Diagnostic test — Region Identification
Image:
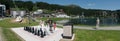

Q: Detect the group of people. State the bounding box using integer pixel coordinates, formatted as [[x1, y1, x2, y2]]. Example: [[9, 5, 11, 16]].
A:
[[45, 19, 56, 33], [23, 18, 57, 38]]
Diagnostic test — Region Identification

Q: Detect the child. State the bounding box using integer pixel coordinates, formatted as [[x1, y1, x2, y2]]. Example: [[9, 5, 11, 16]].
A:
[[53, 22, 56, 30]]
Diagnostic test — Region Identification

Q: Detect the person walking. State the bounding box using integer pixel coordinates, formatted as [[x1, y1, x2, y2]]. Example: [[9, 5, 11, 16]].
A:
[[96, 17, 100, 29]]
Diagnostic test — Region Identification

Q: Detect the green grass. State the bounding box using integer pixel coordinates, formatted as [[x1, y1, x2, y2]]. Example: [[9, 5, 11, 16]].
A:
[[2, 28, 22, 41], [57, 25, 120, 41], [74, 29, 120, 41], [0, 18, 38, 41], [0, 19, 38, 28]]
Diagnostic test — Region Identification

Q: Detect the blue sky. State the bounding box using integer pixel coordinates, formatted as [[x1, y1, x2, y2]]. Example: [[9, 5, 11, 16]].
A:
[[23, 0, 120, 10]]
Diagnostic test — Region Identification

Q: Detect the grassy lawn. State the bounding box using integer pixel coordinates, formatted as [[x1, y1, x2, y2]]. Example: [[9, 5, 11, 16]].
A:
[[58, 25, 120, 41], [0, 18, 38, 41], [0, 18, 120, 41], [74, 29, 120, 41]]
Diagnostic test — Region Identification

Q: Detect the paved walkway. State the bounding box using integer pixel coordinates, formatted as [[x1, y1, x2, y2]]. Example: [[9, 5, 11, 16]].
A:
[[0, 27, 3, 41], [57, 24, 120, 30], [74, 26, 120, 30], [0, 19, 3, 21]]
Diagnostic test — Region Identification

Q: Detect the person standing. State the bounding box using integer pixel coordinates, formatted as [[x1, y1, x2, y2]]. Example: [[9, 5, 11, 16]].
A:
[[96, 18, 100, 29], [49, 20, 53, 32], [47, 19, 53, 32], [53, 22, 56, 30]]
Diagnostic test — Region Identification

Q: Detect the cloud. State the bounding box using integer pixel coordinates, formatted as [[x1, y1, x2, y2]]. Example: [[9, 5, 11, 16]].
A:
[[87, 3, 95, 6]]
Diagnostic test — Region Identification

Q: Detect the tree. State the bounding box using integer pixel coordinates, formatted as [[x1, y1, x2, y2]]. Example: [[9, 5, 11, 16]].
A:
[[32, 5, 38, 11], [1, 0, 119, 18], [23, 1, 34, 11], [36, 2, 49, 9], [0, 0, 13, 9]]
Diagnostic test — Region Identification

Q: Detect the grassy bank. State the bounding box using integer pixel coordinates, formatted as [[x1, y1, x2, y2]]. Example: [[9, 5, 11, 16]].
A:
[[74, 29, 120, 41], [0, 18, 38, 41]]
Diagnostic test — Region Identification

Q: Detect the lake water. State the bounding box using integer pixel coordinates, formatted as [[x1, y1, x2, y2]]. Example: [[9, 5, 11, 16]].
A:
[[69, 18, 120, 26]]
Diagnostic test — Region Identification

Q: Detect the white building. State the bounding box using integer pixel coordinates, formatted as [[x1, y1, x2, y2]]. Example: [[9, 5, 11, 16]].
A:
[[11, 10, 26, 18], [56, 14, 70, 18], [0, 4, 6, 17], [33, 9, 43, 14]]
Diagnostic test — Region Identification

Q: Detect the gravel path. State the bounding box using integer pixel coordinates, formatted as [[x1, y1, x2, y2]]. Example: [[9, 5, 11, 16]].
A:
[[74, 26, 120, 30], [0, 19, 2, 21], [57, 24, 120, 30], [0, 27, 3, 41]]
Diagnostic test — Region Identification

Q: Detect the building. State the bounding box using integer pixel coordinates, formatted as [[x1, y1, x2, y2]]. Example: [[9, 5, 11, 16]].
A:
[[0, 4, 6, 17], [32, 9, 43, 17], [55, 14, 70, 18], [52, 9, 70, 18], [11, 10, 26, 18], [33, 9, 43, 14]]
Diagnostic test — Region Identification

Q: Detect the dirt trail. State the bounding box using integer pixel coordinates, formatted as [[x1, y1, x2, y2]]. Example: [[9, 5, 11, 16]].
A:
[[0, 27, 4, 41]]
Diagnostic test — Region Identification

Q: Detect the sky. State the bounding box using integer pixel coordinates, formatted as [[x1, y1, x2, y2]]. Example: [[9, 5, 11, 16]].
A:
[[23, 0, 120, 10]]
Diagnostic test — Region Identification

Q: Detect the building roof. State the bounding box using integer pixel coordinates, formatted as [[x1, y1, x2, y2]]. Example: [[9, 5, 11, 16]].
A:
[[0, 4, 5, 7]]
